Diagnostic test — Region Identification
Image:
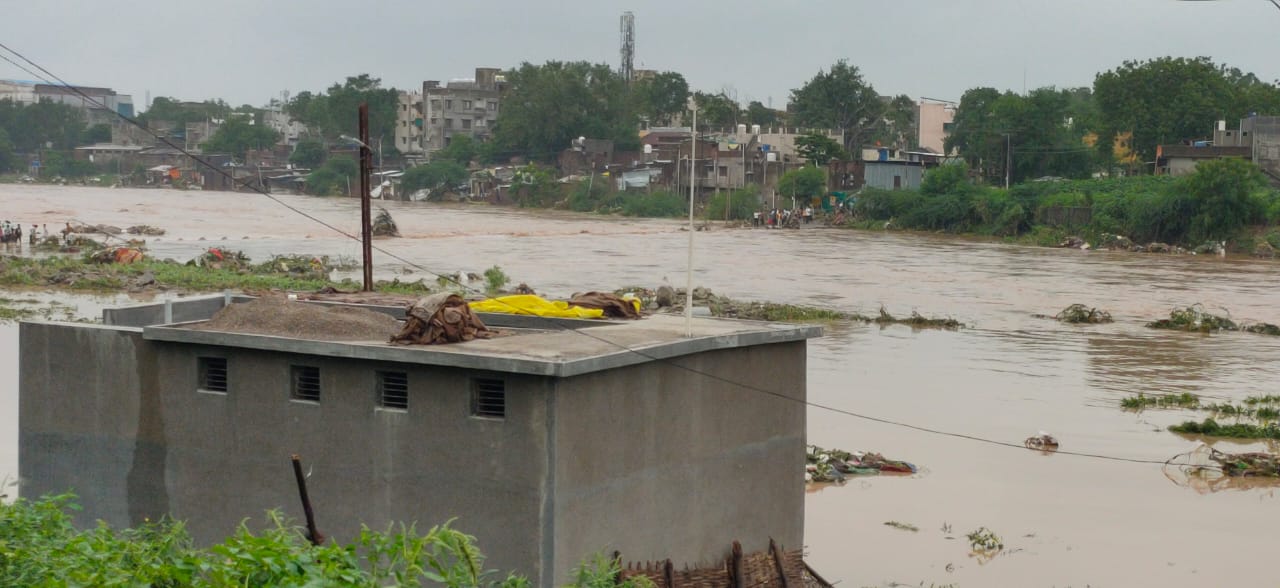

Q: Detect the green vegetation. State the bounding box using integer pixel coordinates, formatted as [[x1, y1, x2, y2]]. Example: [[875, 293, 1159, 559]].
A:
[[1049, 303, 1113, 324], [705, 186, 758, 221], [305, 155, 358, 196], [965, 527, 1004, 552], [490, 62, 641, 160], [483, 266, 510, 294], [789, 60, 914, 153], [873, 307, 963, 330], [0, 493, 647, 587], [402, 160, 469, 200], [847, 162, 1280, 248], [1169, 418, 1280, 440], [883, 521, 919, 532], [1145, 305, 1280, 336], [0, 254, 435, 296], [202, 116, 281, 159], [1121, 393, 1201, 410], [775, 167, 826, 204], [288, 138, 326, 168], [621, 191, 685, 218], [794, 133, 847, 167], [285, 74, 399, 147]]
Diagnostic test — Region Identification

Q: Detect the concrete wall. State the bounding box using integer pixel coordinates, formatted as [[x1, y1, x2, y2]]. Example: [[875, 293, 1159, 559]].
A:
[[917, 102, 955, 154], [150, 344, 552, 579], [19, 322, 165, 529], [548, 341, 807, 582]]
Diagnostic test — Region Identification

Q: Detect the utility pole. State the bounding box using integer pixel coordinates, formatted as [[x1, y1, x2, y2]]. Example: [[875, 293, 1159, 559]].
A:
[[685, 102, 697, 338], [358, 103, 373, 292], [1004, 133, 1012, 190]]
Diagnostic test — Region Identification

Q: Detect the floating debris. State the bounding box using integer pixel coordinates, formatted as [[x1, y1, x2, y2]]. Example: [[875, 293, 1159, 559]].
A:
[[372, 207, 399, 237], [1147, 304, 1280, 337], [1023, 432, 1060, 451], [874, 307, 963, 330], [1120, 393, 1201, 410], [1048, 303, 1113, 324], [883, 521, 919, 532], [125, 225, 166, 236], [1168, 418, 1280, 440], [806, 445, 917, 483], [1164, 444, 1280, 493]]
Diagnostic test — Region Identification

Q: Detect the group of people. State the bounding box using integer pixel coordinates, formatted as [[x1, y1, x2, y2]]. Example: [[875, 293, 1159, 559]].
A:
[[1, 221, 54, 246], [752, 206, 816, 229]]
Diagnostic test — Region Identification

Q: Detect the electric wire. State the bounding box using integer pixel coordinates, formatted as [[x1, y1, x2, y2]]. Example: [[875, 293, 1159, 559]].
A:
[[0, 42, 1222, 471]]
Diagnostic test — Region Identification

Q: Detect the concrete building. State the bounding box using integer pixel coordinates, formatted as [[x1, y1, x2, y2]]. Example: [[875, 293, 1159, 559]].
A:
[[1, 79, 134, 126], [1213, 116, 1280, 183], [423, 68, 505, 157], [916, 99, 956, 154], [263, 101, 309, 148], [1155, 144, 1252, 176], [395, 90, 425, 159], [0, 79, 38, 104], [20, 296, 818, 587]]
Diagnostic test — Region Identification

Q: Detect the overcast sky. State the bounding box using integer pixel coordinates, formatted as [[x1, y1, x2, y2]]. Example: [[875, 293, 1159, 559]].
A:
[[3, 0, 1277, 110]]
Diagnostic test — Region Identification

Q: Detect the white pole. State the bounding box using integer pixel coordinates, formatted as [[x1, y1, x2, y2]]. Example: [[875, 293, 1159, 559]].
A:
[[686, 106, 697, 338]]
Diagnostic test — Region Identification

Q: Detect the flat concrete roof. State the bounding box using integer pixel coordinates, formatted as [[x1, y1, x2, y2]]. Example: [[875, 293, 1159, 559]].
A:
[[142, 313, 821, 378]]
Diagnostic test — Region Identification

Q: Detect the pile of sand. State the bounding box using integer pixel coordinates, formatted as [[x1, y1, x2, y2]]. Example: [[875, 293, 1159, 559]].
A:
[[189, 296, 401, 341]]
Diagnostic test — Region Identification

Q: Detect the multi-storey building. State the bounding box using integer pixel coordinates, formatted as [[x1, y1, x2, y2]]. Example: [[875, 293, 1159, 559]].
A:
[[395, 90, 424, 160], [422, 67, 504, 157]]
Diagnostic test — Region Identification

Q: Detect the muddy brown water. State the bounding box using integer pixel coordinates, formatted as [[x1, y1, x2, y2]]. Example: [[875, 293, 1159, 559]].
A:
[[3, 184, 1280, 586]]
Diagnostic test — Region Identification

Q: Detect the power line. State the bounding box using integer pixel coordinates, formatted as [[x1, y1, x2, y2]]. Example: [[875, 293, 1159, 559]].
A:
[[0, 42, 1219, 471]]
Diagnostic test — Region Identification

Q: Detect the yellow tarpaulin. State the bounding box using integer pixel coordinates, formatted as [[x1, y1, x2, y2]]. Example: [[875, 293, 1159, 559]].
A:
[[469, 295, 606, 319]]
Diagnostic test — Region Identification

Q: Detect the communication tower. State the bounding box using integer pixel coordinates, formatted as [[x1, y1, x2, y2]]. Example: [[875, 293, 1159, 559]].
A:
[[620, 11, 635, 83]]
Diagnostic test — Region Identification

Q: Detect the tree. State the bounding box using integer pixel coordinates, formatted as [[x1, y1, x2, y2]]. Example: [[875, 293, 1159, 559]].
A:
[[947, 87, 1094, 184], [138, 97, 230, 127], [305, 156, 358, 196], [1093, 57, 1280, 162], [1181, 157, 1265, 242], [0, 128, 14, 172], [691, 91, 740, 128], [79, 124, 111, 145], [869, 94, 917, 149], [788, 60, 887, 153], [285, 75, 398, 143], [202, 117, 281, 159], [434, 134, 477, 165], [633, 72, 689, 126], [775, 166, 826, 201], [289, 139, 326, 168], [401, 160, 469, 200], [492, 61, 636, 160], [745, 101, 779, 127], [794, 133, 847, 166]]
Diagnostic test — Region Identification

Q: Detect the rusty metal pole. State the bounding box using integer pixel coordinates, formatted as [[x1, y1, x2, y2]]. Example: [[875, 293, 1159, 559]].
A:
[[358, 103, 373, 291], [291, 454, 324, 545]]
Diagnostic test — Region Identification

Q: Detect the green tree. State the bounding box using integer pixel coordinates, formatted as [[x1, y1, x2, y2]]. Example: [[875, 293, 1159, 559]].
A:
[[1091, 57, 1276, 162], [202, 117, 281, 158], [289, 139, 326, 168], [788, 60, 887, 153], [138, 97, 230, 127], [285, 75, 398, 143], [1182, 157, 1265, 242], [492, 61, 636, 160], [305, 156, 358, 196], [776, 166, 826, 201], [79, 124, 111, 145], [947, 87, 1093, 184], [401, 160, 468, 200], [633, 71, 689, 126], [869, 94, 917, 149], [745, 101, 779, 127], [0, 128, 14, 172], [434, 134, 477, 165], [691, 91, 740, 128], [794, 133, 847, 166]]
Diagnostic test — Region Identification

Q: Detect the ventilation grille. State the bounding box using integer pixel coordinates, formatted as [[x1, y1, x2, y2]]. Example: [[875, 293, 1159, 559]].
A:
[[198, 357, 227, 393], [471, 378, 505, 419], [291, 366, 321, 403], [378, 371, 409, 410]]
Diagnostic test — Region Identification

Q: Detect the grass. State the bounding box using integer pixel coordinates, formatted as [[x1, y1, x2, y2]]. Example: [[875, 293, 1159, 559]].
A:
[[1169, 418, 1280, 440], [873, 307, 964, 330], [883, 521, 919, 532], [1121, 392, 1201, 410], [0, 254, 436, 296], [1051, 303, 1113, 324], [965, 527, 1004, 552]]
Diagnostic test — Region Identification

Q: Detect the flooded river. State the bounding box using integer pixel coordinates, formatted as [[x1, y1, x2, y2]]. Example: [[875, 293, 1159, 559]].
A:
[[3, 185, 1279, 586]]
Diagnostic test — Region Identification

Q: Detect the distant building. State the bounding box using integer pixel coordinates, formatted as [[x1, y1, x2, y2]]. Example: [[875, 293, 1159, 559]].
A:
[[916, 99, 956, 154], [423, 68, 505, 157], [395, 90, 425, 159], [1156, 144, 1253, 176], [0, 79, 133, 126], [1214, 116, 1280, 184], [263, 101, 309, 147]]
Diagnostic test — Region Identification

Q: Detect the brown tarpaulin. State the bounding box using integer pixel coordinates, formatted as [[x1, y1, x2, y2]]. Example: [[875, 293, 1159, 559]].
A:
[[568, 291, 642, 319], [391, 293, 493, 345]]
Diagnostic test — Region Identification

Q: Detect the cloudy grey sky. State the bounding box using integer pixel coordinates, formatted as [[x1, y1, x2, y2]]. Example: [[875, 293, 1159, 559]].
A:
[[3, 0, 1276, 109]]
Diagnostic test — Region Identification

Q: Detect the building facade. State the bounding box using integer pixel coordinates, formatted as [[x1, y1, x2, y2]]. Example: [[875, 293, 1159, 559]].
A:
[[21, 296, 817, 587], [423, 68, 504, 157], [395, 90, 425, 159], [916, 99, 956, 154]]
